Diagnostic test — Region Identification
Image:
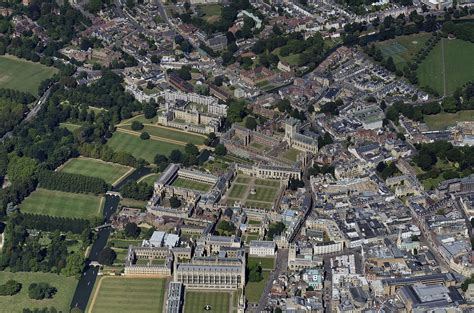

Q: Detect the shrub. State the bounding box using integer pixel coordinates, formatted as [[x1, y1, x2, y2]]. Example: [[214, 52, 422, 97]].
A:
[[140, 132, 150, 140], [28, 283, 57, 300], [0, 280, 22, 296], [131, 121, 144, 131]]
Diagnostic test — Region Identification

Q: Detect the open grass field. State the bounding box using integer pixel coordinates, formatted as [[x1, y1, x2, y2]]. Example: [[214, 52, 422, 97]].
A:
[[138, 173, 161, 186], [0, 55, 58, 95], [0, 271, 77, 313], [378, 33, 431, 70], [60, 157, 132, 185], [245, 271, 270, 303], [248, 256, 275, 270], [20, 188, 103, 219], [171, 177, 213, 192], [107, 132, 184, 163], [417, 39, 474, 95], [424, 110, 474, 130], [198, 4, 222, 23], [184, 291, 232, 313], [120, 124, 205, 145], [89, 277, 166, 313]]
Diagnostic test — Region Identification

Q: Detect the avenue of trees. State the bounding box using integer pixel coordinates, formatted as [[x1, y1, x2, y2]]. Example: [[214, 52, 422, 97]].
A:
[[38, 170, 110, 195]]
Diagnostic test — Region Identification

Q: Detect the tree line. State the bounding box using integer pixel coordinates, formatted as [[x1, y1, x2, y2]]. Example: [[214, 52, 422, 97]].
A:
[[38, 170, 110, 195], [21, 213, 92, 234]]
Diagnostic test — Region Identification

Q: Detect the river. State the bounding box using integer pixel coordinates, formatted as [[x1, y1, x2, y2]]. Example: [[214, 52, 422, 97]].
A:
[[69, 166, 153, 311]]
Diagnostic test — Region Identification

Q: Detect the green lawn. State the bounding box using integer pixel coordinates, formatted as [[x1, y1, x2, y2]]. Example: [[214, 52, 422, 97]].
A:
[[107, 132, 184, 163], [119, 198, 147, 209], [0, 271, 77, 313], [60, 157, 131, 185], [280, 148, 300, 162], [228, 183, 248, 199], [90, 277, 166, 313], [378, 33, 432, 70], [171, 177, 213, 192], [245, 271, 269, 303], [120, 124, 205, 145], [20, 188, 103, 219], [255, 179, 280, 188], [0, 55, 58, 95], [59, 122, 81, 132], [248, 256, 275, 270], [139, 173, 161, 186], [424, 110, 474, 130], [109, 239, 144, 249], [235, 176, 251, 184], [418, 39, 474, 95], [184, 291, 232, 313], [199, 4, 222, 23], [247, 186, 279, 203]]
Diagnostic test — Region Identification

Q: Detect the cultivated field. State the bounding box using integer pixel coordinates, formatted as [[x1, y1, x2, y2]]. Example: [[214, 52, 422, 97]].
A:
[[417, 39, 474, 95], [88, 277, 166, 313], [0, 55, 58, 95], [424, 110, 474, 130], [377, 32, 431, 70], [60, 157, 132, 185], [224, 174, 280, 210], [184, 291, 232, 313], [107, 131, 184, 163], [0, 271, 77, 313], [171, 177, 213, 192], [20, 188, 103, 219]]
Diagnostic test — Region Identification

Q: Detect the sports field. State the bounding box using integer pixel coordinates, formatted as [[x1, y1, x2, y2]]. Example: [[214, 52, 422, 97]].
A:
[[417, 39, 474, 95], [89, 277, 166, 313], [225, 175, 280, 209], [377, 33, 431, 70], [20, 188, 103, 219], [184, 291, 232, 313], [60, 157, 132, 185], [424, 110, 474, 130], [171, 177, 213, 192], [120, 124, 205, 145], [0, 271, 77, 313], [107, 131, 184, 163], [0, 55, 58, 95]]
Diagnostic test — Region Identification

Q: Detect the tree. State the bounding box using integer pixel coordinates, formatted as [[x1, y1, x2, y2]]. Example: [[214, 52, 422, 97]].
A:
[[131, 121, 144, 131], [169, 196, 181, 208], [62, 253, 84, 277], [0, 280, 22, 296], [184, 143, 199, 156], [28, 283, 57, 300], [245, 117, 257, 130], [7, 156, 38, 184], [248, 264, 263, 282], [170, 150, 183, 163], [143, 103, 156, 119], [98, 247, 116, 266], [216, 220, 236, 235], [140, 132, 150, 140], [154, 154, 168, 166], [125, 222, 141, 238], [215, 144, 227, 156]]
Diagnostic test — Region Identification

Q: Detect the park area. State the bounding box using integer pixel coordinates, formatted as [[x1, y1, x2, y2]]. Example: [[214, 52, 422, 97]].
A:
[[119, 124, 206, 146], [224, 174, 280, 210], [60, 157, 132, 185], [0, 55, 57, 95], [171, 177, 213, 192], [424, 110, 474, 130], [88, 277, 166, 313], [417, 38, 474, 96], [184, 291, 233, 313], [0, 271, 77, 313], [377, 32, 431, 70], [20, 188, 103, 219], [106, 131, 184, 163]]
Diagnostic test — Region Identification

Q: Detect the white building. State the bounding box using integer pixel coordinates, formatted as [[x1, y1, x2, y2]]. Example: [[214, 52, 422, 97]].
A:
[[249, 240, 276, 257]]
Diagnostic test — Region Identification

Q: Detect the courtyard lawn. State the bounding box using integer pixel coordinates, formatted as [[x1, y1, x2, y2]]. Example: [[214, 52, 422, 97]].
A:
[[119, 198, 147, 209], [424, 110, 474, 130], [0, 271, 77, 313], [417, 38, 474, 95], [108, 238, 143, 249], [184, 291, 232, 313], [245, 271, 270, 303], [0, 55, 58, 95], [280, 148, 300, 162], [107, 131, 184, 163], [377, 32, 431, 70], [89, 277, 166, 313], [255, 179, 280, 188], [248, 256, 275, 270], [120, 124, 205, 145], [171, 177, 213, 192], [60, 157, 132, 185], [20, 188, 103, 219], [247, 186, 279, 203], [235, 176, 251, 184], [228, 183, 248, 199]]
